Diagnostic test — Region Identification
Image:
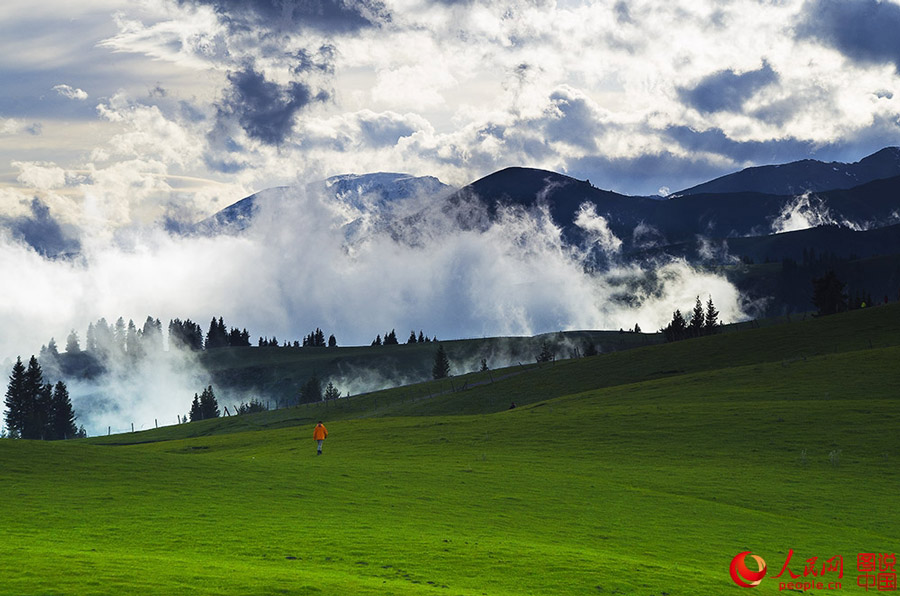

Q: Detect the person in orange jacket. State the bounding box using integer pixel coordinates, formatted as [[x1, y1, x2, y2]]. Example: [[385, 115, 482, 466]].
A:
[[313, 421, 328, 455]]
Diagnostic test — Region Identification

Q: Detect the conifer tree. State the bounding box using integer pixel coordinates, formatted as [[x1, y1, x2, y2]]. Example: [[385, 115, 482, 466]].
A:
[[372, 334, 382, 346], [126, 319, 142, 359], [418, 331, 425, 343], [36, 383, 52, 440], [384, 329, 398, 345], [49, 382, 77, 440], [301, 375, 322, 403], [39, 339, 61, 380], [328, 334, 337, 348], [141, 317, 163, 353], [432, 345, 451, 379], [189, 393, 202, 421], [324, 381, 341, 401], [114, 317, 127, 354], [704, 296, 720, 335], [536, 340, 555, 363], [663, 309, 688, 342], [688, 296, 705, 338], [408, 331, 418, 344], [22, 356, 46, 439], [94, 318, 114, 356], [205, 317, 229, 349], [65, 330, 81, 354], [86, 322, 97, 352], [4, 357, 27, 439], [199, 385, 220, 419]]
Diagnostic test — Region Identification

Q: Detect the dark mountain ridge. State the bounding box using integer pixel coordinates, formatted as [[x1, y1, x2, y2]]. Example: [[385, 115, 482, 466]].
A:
[[676, 146, 900, 196], [449, 167, 900, 251]]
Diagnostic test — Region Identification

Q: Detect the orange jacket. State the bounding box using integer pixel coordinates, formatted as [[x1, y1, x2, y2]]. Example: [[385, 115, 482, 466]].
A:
[[313, 424, 328, 440]]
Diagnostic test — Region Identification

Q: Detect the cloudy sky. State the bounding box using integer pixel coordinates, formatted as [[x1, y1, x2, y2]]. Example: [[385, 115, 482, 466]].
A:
[[6, 0, 899, 430], [2, 0, 900, 228]]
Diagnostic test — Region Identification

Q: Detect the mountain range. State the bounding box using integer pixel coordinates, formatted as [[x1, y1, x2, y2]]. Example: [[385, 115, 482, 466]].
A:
[[7, 147, 900, 315], [195, 148, 900, 256]]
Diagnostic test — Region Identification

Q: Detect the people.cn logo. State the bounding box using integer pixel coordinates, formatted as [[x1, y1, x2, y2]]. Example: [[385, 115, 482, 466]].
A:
[[731, 551, 768, 588]]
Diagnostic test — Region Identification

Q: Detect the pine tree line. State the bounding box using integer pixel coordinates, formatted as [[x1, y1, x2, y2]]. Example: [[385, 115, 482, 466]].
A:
[[302, 328, 337, 348], [662, 296, 721, 342], [4, 356, 81, 440], [372, 329, 436, 346], [50, 315, 337, 356]]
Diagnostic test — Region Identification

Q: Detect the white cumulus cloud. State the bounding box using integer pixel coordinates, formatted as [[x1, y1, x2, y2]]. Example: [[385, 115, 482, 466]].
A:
[[52, 84, 88, 101]]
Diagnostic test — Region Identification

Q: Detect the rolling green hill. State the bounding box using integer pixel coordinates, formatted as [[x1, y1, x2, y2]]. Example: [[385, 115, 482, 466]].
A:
[[2, 304, 899, 595], [197, 330, 659, 408]]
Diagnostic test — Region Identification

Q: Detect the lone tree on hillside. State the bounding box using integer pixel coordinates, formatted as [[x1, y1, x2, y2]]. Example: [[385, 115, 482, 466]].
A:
[[324, 381, 341, 401], [432, 345, 451, 379]]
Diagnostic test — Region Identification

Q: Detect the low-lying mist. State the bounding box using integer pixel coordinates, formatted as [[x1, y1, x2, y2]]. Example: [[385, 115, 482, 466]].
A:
[[1, 182, 750, 435]]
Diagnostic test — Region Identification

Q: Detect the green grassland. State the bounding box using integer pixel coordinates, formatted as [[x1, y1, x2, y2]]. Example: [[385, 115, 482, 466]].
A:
[[2, 305, 899, 595]]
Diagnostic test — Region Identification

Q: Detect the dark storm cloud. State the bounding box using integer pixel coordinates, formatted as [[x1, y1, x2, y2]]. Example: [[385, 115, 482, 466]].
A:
[[677, 60, 779, 114], [217, 66, 329, 145], [179, 0, 389, 33], [664, 125, 816, 163], [796, 0, 900, 71]]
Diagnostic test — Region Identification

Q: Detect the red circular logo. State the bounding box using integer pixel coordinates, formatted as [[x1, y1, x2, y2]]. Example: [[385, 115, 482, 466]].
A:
[[730, 551, 767, 588]]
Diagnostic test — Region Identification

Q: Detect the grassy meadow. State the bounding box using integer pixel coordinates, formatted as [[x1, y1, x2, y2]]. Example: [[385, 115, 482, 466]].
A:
[[1, 305, 899, 595]]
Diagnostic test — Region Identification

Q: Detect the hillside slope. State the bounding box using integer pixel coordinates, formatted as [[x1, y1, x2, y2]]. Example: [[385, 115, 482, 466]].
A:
[[2, 305, 898, 595]]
